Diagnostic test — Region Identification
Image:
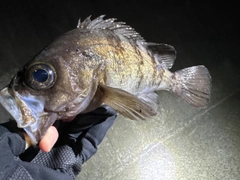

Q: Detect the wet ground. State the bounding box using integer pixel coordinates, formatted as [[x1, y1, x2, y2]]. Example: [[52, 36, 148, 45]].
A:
[[0, 1, 239, 179]]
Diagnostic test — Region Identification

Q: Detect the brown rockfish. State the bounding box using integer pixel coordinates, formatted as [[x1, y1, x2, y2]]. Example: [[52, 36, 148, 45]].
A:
[[0, 15, 211, 144]]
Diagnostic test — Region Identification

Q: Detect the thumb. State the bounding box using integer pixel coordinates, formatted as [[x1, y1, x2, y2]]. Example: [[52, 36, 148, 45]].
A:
[[39, 126, 59, 152]]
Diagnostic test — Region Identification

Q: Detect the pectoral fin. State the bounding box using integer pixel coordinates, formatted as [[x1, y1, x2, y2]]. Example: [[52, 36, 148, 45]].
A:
[[98, 84, 157, 120]]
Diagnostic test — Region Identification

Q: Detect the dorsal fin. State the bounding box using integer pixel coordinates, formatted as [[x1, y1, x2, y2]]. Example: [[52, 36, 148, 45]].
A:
[[77, 15, 145, 43], [77, 15, 176, 69]]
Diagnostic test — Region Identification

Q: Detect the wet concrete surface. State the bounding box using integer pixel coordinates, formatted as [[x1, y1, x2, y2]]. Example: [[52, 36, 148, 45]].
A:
[[0, 1, 239, 179]]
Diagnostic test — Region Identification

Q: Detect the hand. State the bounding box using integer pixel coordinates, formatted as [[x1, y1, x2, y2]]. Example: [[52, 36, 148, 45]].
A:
[[37, 126, 59, 152], [28, 105, 117, 177], [1, 120, 59, 152], [1, 105, 117, 178], [33, 105, 117, 152]]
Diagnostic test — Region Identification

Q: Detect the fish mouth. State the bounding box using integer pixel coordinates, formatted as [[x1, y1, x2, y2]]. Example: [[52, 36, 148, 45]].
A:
[[0, 87, 57, 145]]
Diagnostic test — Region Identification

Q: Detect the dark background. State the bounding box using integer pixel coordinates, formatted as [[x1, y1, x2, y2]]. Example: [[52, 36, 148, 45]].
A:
[[0, 0, 239, 72]]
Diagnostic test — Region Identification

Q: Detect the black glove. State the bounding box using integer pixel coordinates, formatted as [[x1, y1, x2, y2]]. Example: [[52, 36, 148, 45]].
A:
[[0, 105, 117, 180]]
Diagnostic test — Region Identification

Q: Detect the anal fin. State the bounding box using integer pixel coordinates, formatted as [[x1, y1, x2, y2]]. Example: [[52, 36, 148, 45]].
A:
[[99, 84, 157, 120]]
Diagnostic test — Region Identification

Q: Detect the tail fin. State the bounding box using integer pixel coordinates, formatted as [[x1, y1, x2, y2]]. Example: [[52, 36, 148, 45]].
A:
[[172, 65, 211, 108]]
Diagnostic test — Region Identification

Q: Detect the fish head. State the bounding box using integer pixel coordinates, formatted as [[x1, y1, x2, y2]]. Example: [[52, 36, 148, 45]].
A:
[[0, 36, 98, 144]]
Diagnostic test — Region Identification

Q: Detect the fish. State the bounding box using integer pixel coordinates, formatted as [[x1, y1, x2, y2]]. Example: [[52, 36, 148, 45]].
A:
[[0, 15, 211, 145]]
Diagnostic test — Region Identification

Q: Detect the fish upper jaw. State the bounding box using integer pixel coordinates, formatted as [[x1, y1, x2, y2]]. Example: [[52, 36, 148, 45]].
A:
[[0, 87, 57, 145]]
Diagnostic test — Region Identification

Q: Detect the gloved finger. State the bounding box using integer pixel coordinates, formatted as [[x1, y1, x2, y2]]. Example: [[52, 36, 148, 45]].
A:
[[74, 106, 117, 162], [0, 120, 24, 135], [0, 125, 25, 157], [55, 105, 117, 146]]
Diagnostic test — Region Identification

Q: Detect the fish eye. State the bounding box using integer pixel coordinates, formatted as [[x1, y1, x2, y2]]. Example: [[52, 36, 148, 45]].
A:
[[25, 63, 56, 90]]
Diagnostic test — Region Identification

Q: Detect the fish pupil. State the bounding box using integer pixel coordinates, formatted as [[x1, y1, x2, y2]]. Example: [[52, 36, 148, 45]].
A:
[[33, 69, 48, 82]]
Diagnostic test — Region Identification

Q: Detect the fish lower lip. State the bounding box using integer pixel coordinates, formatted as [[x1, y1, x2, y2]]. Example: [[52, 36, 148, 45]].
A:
[[0, 87, 21, 122], [0, 87, 57, 144]]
